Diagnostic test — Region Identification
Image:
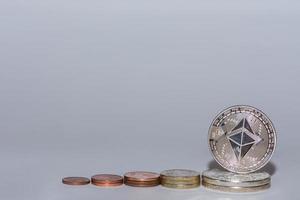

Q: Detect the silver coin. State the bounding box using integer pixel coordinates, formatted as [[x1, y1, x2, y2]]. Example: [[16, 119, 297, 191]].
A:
[[208, 105, 276, 173], [202, 182, 270, 193], [160, 169, 200, 178], [202, 169, 270, 187]]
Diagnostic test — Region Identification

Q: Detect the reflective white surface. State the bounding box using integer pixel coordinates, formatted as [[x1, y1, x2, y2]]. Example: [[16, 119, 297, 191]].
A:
[[0, 0, 299, 199]]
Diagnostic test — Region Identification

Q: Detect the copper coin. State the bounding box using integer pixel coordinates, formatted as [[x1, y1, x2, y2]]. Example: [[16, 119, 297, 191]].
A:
[[62, 177, 90, 185], [124, 171, 160, 187], [91, 174, 123, 187], [92, 182, 123, 187]]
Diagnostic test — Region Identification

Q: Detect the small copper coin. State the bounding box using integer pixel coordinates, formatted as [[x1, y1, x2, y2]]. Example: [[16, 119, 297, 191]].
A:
[[124, 171, 160, 187], [62, 177, 90, 185], [91, 174, 123, 187]]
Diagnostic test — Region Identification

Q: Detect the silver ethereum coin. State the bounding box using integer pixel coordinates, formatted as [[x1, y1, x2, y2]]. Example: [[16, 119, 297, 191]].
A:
[[208, 105, 276, 173], [202, 169, 270, 188]]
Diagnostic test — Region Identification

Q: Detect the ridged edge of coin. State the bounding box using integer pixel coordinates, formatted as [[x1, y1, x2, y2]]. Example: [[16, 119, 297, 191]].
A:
[[202, 182, 270, 193], [202, 169, 270, 187], [161, 178, 200, 185], [62, 177, 90, 185], [161, 182, 200, 189], [202, 176, 270, 188], [91, 174, 123, 186], [124, 181, 160, 187], [160, 176, 200, 181], [124, 171, 160, 182], [92, 182, 123, 187]]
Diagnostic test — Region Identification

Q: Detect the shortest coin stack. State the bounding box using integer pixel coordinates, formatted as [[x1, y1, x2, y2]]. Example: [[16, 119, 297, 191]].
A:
[[124, 171, 160, 187], [91, 174, 123, 187], [202, 169, 271, 193], [160, 169, 201, 189], [62, 177, 90, 185]]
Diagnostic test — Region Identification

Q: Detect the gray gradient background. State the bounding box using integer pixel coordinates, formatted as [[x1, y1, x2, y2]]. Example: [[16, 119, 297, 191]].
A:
[[1, 0, 299, 199]]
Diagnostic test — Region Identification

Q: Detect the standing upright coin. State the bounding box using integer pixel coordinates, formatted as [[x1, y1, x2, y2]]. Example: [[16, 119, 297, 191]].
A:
[[208, 105, 276, 173], [91, 174, 123, 187], [62, 177, 90, 185], [124, 171, 160, 187]]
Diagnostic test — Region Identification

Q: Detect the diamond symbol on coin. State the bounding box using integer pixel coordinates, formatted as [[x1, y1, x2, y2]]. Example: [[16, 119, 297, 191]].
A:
[[209, 105, 276, 173], [227, 118, 262, 160]]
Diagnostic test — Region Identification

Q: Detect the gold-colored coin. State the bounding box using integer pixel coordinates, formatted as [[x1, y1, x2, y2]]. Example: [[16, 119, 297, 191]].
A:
[[161, 182, 200, 189], [160, 176, 199, 182], [161, 178, 200, 185], [160, 169, 201, 189]]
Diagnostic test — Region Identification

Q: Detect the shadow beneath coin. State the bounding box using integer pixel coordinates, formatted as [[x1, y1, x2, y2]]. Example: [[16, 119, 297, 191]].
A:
[[207, 160, 277, 176], [257, 162, 277, 176], [207, 160, 224, 171]]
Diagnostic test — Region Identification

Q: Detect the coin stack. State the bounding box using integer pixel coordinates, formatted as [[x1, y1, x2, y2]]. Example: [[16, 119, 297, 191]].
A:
[[62, 177, 90, 185], [206, 105, 277, 192], [91, 174, 123, 187], [160, 169, 201, 189], [124, 171, 160, 187], [202, 169, 271, 192]]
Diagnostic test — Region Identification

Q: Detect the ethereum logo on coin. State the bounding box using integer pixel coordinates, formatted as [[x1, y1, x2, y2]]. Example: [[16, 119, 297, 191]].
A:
[[227, 118, 262, 160]]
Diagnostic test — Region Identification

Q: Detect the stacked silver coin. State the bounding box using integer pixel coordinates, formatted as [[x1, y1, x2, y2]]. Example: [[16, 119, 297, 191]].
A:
[[205, 105, 277, 192], [202, 169, 271, 192]]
